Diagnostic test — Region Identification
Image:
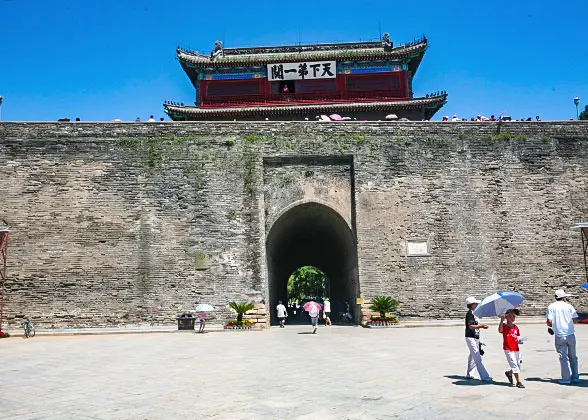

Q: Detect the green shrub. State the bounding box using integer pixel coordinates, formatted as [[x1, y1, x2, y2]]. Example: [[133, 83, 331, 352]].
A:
[[369, 296, 398, 318], [228, 301, 255, 324]]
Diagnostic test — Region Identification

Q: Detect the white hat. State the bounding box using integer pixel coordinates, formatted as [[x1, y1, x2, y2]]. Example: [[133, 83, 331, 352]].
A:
[[465, 296, 480, 305], [554, 289, 574, 299]]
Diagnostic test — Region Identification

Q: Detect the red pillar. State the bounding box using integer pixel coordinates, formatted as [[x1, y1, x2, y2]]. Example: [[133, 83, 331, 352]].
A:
[[337, 74, 347, 100], [399, 71, 409, 99]]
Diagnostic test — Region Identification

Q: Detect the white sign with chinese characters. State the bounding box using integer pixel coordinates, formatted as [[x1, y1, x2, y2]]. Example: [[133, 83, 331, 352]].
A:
[[407, 240, 430, 257], [267, 61, 337, 81]]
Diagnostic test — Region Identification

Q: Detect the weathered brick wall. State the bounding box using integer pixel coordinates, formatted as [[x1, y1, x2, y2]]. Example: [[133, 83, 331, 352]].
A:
[[263, 156, 354, 232], [0, 121, 586, 327]]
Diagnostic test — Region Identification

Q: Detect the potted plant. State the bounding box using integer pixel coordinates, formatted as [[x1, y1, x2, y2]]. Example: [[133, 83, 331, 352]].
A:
[[226, 301, 255, 329], [366, 296, 399, 327], [224, 319, 255, 329]]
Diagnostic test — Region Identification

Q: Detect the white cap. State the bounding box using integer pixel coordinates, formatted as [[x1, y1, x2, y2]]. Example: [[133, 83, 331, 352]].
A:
[[465, 296, 480, 305], [555, 289, 574, 299]]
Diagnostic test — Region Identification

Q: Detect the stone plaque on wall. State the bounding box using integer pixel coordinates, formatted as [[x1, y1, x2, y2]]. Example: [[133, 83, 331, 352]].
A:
[[407, 240, 430, 257], [195, 250, 210, 270]]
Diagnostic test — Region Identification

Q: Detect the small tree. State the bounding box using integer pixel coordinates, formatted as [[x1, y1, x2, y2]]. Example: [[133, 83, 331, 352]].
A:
[[229, 301, 255, 324], [369, 296, 398, 318], [580, 105, 588, 120], [287, 266, 328, 301]]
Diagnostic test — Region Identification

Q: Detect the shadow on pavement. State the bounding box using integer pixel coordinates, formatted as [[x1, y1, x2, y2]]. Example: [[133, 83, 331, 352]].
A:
[[297, 332, 316, 335], [526, 377, 588, 387], [444, 375, 512, 387]]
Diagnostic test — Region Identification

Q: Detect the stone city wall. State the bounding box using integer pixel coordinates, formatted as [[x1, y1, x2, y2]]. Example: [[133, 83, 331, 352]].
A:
[[0, 121, 586, 328]]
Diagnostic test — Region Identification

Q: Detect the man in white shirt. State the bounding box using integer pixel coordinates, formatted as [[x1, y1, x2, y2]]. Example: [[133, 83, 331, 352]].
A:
[[323, 298, 332, 326], [276, 301, 287, 328], [546, 289, 579, 384]]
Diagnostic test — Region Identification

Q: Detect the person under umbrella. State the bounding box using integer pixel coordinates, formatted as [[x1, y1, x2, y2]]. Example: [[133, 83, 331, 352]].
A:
[[304, 300, 322, 334], [198, 311, 206, 333], [499, 309, 525, 388], [195, 304, 216, 334], [464, 297, 492, 381]]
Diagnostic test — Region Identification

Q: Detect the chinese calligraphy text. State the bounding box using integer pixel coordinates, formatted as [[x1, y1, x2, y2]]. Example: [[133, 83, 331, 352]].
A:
[[267, 61, 337, 81]]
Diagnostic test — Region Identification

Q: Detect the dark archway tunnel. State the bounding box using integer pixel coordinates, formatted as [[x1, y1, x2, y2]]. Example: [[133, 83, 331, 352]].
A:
[[266, 202, 359, 325]]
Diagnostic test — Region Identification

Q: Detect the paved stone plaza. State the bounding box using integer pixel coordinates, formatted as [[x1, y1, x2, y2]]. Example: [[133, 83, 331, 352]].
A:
[[1, 323, 586, 419]]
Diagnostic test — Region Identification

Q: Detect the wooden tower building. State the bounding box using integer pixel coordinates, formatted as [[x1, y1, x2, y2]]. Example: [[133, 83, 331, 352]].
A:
[[164, 33, 447, 121]]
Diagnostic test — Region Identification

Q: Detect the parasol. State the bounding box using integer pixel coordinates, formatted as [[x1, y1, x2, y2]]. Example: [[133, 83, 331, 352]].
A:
[[303, 301, 322, 315], [473, 291, 524, 318], [195, 304, 216, 312]]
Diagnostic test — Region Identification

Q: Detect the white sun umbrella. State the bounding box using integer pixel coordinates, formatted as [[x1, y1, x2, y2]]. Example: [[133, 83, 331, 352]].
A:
[[195, 304, 216, 312], [473, 291, 525, 318]]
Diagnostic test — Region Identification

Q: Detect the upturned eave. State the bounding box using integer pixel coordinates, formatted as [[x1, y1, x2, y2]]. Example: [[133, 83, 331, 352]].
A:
[[163, 94, 447, 120], [177, 40, 427, 68]]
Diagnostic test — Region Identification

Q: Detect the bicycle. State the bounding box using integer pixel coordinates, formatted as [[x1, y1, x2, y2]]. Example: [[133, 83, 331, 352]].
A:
[[23, 318, 35, 338]]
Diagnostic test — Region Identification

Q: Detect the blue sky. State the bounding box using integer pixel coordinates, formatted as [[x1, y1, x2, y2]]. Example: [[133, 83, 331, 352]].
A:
[[1, 0, 586, 121]]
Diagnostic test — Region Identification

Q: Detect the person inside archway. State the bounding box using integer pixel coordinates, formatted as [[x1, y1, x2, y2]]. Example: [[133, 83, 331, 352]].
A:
[[323, 298, 332, 326], [276, 300, 288, 328], [304, 300, 322, 334], [340, 300, 352, 322]]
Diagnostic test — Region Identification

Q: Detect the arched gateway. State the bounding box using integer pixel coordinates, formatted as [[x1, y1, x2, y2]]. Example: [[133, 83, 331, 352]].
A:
[[266, 201, 359, 325]]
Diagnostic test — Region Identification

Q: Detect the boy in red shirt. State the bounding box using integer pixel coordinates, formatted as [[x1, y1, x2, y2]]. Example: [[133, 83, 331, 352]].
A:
[[499, 309, 525, 388]]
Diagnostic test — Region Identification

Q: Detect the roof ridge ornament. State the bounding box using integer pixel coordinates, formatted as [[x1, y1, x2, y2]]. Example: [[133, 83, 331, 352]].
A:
[[381, 32, 393, 51], [211, 40, 224, 60]]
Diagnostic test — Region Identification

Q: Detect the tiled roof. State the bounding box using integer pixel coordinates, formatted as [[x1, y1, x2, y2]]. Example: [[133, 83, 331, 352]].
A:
[[177, 40, 427, 67], [163, 94, 447, 119]]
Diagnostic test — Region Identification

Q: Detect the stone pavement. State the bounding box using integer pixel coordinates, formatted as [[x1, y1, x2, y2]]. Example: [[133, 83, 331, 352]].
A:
[[0, 323, 586, 420]]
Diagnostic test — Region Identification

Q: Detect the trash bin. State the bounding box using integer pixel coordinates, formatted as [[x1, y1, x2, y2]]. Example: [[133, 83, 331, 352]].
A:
[[176, 313, 195, 330]]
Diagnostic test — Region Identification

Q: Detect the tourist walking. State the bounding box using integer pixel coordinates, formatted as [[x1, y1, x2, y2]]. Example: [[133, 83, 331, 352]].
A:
[[198, 311, 206, 333], [546, 289, 579, 384], [304, 300, 321, 334], [276, 300, 288, 328], [499, 309, 525, 388], [323, 298, 332, 326], [464, 296, 492, 381]]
